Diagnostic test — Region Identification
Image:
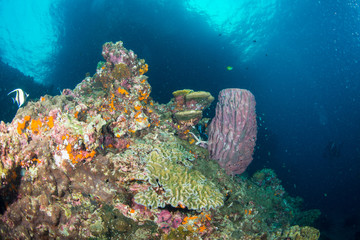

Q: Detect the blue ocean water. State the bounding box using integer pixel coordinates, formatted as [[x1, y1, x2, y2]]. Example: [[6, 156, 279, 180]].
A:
[[0, 0, 359, 238]]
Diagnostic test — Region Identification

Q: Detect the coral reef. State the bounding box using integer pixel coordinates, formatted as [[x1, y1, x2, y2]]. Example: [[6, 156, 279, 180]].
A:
[[0, 41, 320, 239], [208, 88, 257, 175]]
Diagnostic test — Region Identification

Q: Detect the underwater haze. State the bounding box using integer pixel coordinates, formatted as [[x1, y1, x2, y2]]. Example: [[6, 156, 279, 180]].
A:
[[1, 0, 360, 239]]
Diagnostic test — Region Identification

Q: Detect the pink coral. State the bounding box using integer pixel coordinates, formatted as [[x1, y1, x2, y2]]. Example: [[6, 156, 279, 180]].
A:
[[102, 41, 142, 74], [172, 215, 183, 229], [62, 88, 76, 97], [156, 210, 183, 233], [207, 88, 257, 175]]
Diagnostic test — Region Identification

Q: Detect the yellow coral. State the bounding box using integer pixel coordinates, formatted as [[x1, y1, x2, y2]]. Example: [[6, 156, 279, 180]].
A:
[[112, 63, 131, 79], [172, 89, 193, 97]]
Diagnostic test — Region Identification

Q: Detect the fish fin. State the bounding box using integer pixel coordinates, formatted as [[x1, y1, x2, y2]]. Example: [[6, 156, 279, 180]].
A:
[[8, 89, 18, 95]]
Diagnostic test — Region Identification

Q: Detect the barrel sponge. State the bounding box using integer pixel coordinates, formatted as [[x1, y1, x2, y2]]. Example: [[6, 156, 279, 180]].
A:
[[134, 143, 223, 211]]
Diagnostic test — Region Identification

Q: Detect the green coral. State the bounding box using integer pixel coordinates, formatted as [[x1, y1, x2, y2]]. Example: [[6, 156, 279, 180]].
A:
[[164, 226, 199, 240], [185, 91, 214, 101], [0, 162, 8, 180], [185, 91, 214, 108], [276, 225, 320, 240], [62, 113, 105, 142], [134, 143, 223, 211], [172, 89, 193, 97], [97, 61, 106, 70], [174, 110, 202, 121]]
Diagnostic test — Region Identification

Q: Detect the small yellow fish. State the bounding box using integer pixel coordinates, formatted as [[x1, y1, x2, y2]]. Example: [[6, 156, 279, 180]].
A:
[[226, 66, 233, 71]]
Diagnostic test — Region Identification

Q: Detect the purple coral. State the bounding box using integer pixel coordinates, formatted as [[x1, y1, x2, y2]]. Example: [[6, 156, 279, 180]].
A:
[[157, 209, 172, 223], [156, 210, 183, 233], [207, 88, 257, 175]]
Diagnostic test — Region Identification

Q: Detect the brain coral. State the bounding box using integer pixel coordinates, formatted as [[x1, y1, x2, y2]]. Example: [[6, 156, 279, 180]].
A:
[[134, 143, 223, 211]]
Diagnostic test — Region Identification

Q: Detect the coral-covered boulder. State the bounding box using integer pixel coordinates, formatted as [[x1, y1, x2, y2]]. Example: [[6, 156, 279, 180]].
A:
[[207, 88, 257, 175], [170, 89, 214, 139]]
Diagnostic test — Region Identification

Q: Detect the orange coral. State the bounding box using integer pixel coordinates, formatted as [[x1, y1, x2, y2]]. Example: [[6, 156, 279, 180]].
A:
[[73, 150, 96, 163], [118, 87, 129, 95], [45, 116, 54, 128], [66, 144, 72, 153], [88, 150, 96, 158], [134, 111, 141, 118], [32, 158, 41, 164], [109, 99, 116, 111], [138, 90, 150, 101], [17, 116, 31, 134], [244, 209, 252, 215], [24, 115, 31, 121], [30, 119, 42, 135], [199, 225, 206, 233], [139, 64, 148, 75], [17, 122, 26, 135], [177, 203, 186, 209]]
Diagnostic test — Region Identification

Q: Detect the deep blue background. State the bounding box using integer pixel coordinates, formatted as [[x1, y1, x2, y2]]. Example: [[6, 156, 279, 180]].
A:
[[1, 0, 359, 238]]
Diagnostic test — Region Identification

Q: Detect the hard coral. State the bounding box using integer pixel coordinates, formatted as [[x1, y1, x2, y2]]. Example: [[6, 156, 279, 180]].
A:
[[167, 89, 214, 139], [134, 142, 223, 211]]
